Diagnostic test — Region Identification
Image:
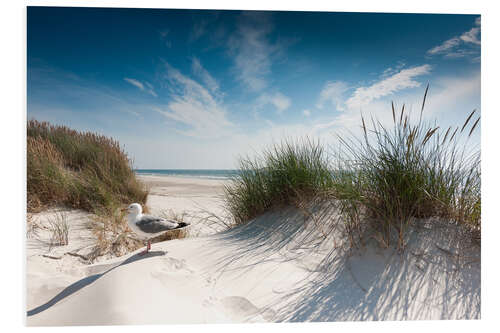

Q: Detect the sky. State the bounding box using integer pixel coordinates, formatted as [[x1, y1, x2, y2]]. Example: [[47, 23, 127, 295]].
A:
[[27, 7, 481, 169]]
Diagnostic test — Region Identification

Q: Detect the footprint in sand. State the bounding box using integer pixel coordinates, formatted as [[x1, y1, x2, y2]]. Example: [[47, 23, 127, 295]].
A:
[[202, 295, 218, 308], [219, 296, 276, 322], [150, 257, 194, 283]]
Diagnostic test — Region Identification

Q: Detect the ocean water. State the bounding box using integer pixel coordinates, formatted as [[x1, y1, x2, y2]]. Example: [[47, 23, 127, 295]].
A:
[[135, 169, 240, 180]]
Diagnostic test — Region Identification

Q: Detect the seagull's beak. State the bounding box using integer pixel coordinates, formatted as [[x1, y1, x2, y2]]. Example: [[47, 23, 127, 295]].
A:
[[120, 208, 128, 212]]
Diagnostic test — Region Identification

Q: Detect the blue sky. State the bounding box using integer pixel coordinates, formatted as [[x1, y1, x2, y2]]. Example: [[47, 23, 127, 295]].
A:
[[27, 7, 481, 169]]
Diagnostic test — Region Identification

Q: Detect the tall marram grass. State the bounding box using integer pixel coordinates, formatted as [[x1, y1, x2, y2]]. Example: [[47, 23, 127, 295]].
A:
[[334, 87, 480, 249], [27, 119, 148, 214], [224, 139, 333, 225], [224, 88, 481, 249]]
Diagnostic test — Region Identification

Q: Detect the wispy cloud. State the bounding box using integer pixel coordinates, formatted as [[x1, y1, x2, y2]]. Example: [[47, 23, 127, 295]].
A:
[[303, 109, 311, 117], [155, 62, 233, 138], [424, 71, 480, 117], [427, 17, 480, 58], [124, 77, 144, 90], [190, 20, 209, 42], [191, 57, 220, 94], [316, 81, 349, 110], [159, 29, 172, 48], [307, 65, 433, 135], [345, 65, 431, 110], [124, 77, 157, 97], [256, 92, 291, 114], [227, 12, 276, 92]]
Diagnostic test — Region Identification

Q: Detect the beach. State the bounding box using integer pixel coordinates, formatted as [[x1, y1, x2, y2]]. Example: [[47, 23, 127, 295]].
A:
[[137, 174, 230, 235], [26, 174, 230, 320], [26, 175, 481, 325], [23, 7, 484, 328]]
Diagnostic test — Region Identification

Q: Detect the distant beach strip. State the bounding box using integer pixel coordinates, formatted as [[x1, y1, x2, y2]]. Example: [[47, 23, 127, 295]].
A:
[[135, 169, 240, 180]]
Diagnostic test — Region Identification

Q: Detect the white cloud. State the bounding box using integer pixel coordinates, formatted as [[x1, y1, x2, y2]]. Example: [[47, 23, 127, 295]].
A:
[[303, 109, 311, 117], [227, 12, 276, 92], [257, 92, 291, 114], [310, 70, 480, 146], [155, 63, 233, 138], [345, 65, 431, 110], [460, 27, 481, 45], [317, 81, 348, 110], [427, 17, 481, 58], [124, 77, 157, 97], [427, 37, 461, 55], [124, 77, 144, 90], [423, 71, 480, 118], [443, 49, 477, 59], [143, 81, 158, 97], [191, 57, 220, 94]]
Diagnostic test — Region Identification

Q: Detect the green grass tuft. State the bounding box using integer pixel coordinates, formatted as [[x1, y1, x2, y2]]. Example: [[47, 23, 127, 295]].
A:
[[224, 138, 333, 225], [333, 91, 480, 249]]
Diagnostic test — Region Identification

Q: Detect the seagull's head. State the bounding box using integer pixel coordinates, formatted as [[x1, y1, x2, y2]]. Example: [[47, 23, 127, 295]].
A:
[[121, 203, 142, 216]]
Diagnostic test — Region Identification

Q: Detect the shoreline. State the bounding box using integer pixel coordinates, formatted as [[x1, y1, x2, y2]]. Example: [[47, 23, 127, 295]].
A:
[[134, 169, 239, 182]]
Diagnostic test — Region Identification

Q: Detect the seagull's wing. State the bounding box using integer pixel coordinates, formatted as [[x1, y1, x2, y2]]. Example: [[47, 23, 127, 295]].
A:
[[135, 215, 179, 234]]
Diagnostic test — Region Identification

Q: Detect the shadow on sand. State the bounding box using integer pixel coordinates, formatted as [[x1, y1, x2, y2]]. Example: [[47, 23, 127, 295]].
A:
[[200, 201, 480, 321], [27, 251, 166, 317]]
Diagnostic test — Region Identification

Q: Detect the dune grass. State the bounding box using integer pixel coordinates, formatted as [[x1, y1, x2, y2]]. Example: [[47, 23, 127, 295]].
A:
[[224, 139, 334, 225], [224, 89, 481, 249], [47, 211, 70, 249], [27, 119, 148, 214], [28, 119, 153, 260], [334, 89, 480, 249]]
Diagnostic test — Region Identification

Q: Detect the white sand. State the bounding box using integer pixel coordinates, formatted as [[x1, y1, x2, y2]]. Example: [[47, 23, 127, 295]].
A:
[[138, 175, 230, 235], [26, 208, 98, 311], [26, 176, 480, 325], [26, 175, 230, 317]]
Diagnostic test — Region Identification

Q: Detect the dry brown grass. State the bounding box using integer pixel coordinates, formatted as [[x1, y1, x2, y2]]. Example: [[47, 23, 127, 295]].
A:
[[27, 119, 152, 260], [86, 207, 188, 261], [27, 119, 148, 214], [154, 210, 189, 241], [26, 212, 41, 239], [47, 212, 70, 249]]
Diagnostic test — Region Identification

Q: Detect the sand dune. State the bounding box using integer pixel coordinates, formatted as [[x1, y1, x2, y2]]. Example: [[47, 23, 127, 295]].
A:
[[27, 196, 480, 325]]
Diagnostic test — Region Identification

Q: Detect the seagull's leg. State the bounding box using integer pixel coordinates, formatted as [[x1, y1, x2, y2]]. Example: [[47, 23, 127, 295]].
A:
[[139, 240, 149, 256]]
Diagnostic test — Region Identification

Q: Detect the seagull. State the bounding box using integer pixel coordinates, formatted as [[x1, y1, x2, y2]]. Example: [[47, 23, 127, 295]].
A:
[[121, 203, 190, 255]]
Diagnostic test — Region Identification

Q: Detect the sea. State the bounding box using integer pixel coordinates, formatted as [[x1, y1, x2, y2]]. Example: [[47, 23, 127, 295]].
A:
[[135, 169, 240, 180]]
